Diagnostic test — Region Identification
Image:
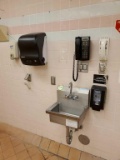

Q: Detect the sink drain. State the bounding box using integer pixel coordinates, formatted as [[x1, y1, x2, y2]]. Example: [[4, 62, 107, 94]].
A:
[[78, 134, 90, 145]]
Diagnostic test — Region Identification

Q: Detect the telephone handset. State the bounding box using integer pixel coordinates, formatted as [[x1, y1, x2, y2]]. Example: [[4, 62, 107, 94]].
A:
[[72, 36, 90, 81], [75, 37, 82, 60]]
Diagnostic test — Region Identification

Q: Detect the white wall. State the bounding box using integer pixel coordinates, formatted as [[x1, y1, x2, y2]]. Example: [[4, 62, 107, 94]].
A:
[[0, 0, 120, 159]]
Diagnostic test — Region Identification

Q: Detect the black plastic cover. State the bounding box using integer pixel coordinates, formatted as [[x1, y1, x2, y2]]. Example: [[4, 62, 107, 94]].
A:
[[18, 33, 46, 66], [90, 85, 107, 111]]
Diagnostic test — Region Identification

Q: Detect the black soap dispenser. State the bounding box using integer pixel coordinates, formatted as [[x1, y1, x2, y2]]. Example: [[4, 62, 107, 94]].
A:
[[90, 85, 107, 111]]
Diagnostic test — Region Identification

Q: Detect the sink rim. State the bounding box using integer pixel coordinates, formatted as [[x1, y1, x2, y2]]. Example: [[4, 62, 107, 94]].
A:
[[46, 102, 88, 121]]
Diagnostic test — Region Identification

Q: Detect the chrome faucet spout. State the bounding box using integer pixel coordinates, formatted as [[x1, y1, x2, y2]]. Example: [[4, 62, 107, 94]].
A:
[[65, 82, 79, 100], [69, 82, 73, 96]]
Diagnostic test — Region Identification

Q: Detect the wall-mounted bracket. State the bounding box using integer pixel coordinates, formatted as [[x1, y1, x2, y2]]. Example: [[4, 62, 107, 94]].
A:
[[78, 61, 89, 73], [99, 61, 106, 74], [10, 42, 19, 60], [24, 74, 31, 82], [99, 37, 109, 74]]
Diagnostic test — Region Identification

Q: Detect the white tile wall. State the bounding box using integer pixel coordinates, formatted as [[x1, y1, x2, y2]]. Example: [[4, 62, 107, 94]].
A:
[[0, 1, 120, 160], [1, 2, 120, 27]]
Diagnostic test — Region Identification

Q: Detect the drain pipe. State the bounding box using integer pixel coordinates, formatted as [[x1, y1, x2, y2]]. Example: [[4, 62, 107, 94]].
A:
[[66, 126, 82, 144], [66, 127, 73, 145]]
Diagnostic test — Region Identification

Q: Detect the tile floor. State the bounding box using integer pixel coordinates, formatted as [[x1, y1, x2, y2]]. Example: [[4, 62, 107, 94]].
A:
[[0, 131, 105, 160]]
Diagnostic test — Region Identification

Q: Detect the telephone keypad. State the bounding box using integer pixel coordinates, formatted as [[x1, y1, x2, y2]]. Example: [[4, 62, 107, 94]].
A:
[[81, 39, 90, 60], [75, 36, 90, 61]]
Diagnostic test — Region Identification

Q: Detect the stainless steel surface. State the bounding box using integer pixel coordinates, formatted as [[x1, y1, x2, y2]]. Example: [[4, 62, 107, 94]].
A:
[[65, 82, 73, 99], [47, 102, 84, 119], [65, 82, 79, 100], [66, 127, 73, 145], [46, 85, 90, 129], [69, 82, 73, 96], [72, 95, 79, 100]]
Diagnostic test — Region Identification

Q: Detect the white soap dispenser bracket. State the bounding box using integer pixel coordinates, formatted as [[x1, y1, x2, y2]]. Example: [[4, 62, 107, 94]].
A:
[[10, 42, 19, 60], [99, 37, 109, 74]]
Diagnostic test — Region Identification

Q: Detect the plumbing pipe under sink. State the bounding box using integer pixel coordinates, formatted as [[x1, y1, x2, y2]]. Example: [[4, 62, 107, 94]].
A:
[[66, 127, 74, 145]]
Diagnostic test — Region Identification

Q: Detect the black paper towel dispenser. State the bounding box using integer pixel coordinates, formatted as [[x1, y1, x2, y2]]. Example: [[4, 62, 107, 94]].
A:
[[18, 33, 47, 66]]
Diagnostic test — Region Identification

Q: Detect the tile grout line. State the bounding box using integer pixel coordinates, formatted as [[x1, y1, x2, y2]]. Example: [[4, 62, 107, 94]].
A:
[[56, 142, 61, 155], [9, 127, 61, 158], [67, 146, 71, 160], [3, 134, 18, 160], [38, 135, 43, 148], [0, 125, 107, 160], [79, 151, 82, 160], [9, 133, 40, 159], [39, 142, 67, 160], [47, 139, 52, 151], [0, 135, 7, 160], [1, 132, 76, 160]]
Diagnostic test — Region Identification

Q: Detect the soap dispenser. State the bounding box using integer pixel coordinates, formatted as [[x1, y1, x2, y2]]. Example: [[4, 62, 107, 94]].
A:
[[90, 85, 107, 111]]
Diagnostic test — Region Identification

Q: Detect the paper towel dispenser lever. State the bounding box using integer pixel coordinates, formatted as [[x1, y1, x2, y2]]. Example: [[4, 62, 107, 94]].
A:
[[18, 33, 47, 66]]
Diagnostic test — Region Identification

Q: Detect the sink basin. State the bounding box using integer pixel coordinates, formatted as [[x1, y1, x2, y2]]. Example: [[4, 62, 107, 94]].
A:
[[47, 102, 85, 119], [51, 102, 84, 118], [46, 85, 90, 129]]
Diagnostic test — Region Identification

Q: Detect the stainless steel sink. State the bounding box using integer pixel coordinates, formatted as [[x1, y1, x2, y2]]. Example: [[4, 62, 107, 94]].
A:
[[51, 102, 84, 118], [46, 85, 90, 129]]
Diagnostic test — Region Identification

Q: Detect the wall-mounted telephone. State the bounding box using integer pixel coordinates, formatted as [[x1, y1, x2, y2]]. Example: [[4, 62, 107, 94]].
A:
[[72, 36, 90, 81]]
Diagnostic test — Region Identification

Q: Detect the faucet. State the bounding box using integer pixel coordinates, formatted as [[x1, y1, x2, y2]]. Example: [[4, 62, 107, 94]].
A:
[[65, 82, 73, 99], [69, 82, 73, 97], [65, 82, 78, 100]]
